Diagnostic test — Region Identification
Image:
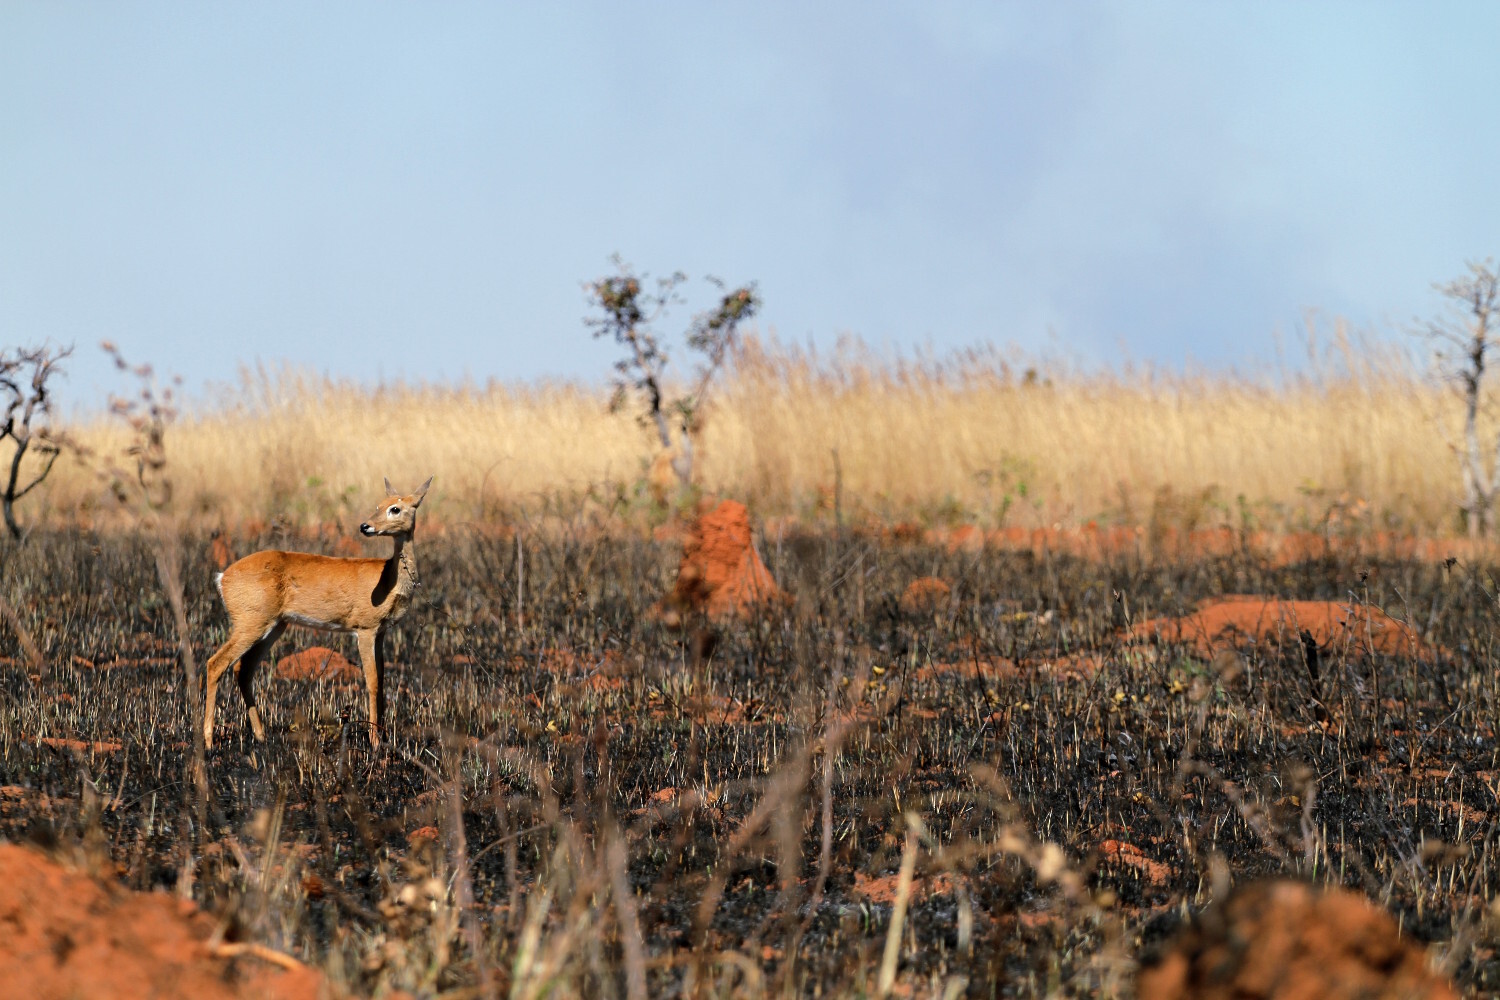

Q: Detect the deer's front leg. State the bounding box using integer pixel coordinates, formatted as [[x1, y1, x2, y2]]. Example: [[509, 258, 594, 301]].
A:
[[356, 628, 385, 747]]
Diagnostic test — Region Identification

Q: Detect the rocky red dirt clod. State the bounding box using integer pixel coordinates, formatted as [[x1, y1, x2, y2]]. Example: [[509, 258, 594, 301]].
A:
[[0, 844, 325, 1000], [274, 646, 362, 685], [1137, 880, 1458, 1000]]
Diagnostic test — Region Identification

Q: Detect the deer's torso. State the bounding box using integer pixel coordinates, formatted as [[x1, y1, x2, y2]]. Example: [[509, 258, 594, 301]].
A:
[[218, 548, 417, 634]]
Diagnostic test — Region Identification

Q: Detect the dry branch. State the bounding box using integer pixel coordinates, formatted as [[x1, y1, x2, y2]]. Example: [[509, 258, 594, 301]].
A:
[[0, 344, 71, 539]]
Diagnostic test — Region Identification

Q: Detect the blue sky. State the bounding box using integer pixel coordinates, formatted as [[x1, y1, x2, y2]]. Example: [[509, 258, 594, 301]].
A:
[[2, 3, 1497, 402]]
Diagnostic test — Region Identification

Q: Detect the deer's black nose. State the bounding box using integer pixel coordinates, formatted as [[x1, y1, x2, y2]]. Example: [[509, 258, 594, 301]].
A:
[[360, 523, 373, 535]]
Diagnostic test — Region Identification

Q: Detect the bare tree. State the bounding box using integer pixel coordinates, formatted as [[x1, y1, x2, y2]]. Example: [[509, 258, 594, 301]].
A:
[[0, 344, 71, 539], [1422, 261, 1500, 537], [586, 259, 759, 495]]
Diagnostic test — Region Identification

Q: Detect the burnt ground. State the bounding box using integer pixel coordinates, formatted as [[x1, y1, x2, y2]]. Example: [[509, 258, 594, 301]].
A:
[[1, 524, 1499, 996]]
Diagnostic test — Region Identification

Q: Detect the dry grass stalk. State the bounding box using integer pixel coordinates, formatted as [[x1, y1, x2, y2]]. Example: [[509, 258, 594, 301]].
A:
[[206, 941, 307, 972], [8, 334, 1473, 534], [877, 820, 920, 998], [606, 833, 649, 1000]]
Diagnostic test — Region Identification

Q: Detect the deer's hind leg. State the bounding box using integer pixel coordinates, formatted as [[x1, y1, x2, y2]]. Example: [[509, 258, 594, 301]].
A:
[[206, 629, 261, 750], [235, 622, 285, 743], [204, 621, 281, 749]]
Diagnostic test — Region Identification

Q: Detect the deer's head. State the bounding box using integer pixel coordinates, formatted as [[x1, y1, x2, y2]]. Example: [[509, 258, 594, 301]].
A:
[[360, 476, 433, 537]]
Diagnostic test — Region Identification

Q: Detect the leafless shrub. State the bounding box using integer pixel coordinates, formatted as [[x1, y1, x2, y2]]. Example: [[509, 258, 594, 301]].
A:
[[1421, 259, 1500, 536], [587, 258, 759, 501], [0, 343, 71, 539]]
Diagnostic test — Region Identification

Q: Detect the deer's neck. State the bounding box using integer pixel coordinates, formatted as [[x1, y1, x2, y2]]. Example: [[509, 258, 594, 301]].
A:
[[390, 535, 418, 596]]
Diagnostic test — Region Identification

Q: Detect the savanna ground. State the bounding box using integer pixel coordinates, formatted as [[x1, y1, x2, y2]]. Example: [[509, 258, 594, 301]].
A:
[[4, 514, 1500, 997], [5, 337, 1500, 996]]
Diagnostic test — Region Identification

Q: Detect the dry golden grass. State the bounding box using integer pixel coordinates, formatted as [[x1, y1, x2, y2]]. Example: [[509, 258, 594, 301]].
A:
[[20, 336, 1480, 535]]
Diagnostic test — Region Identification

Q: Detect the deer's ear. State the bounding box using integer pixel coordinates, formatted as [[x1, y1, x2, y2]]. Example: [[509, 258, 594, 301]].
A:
[[384, 477, 396, 497], [413, 476, 434, 505]]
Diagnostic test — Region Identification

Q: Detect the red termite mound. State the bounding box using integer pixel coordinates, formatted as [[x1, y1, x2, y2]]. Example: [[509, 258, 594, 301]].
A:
[[655, 499, 784, 628], [1138, 880, 1456, 1000], [0, 844, 324, 1000], [899, 577, 952, 616], [274, 646, 362, 685], [1131, 596, 1429, 660]]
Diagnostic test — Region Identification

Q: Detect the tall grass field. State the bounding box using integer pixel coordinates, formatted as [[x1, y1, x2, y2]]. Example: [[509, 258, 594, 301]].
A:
[[20, 333, 1478, 536]]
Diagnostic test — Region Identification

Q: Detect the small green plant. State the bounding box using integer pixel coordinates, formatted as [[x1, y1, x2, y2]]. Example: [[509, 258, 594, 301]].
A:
[[990, 453, 1039, 527], [586, 258, 759, 501]]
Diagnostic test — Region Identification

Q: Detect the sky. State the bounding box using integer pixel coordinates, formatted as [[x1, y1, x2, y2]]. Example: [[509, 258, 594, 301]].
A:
[[3, 2, 1499, 404]]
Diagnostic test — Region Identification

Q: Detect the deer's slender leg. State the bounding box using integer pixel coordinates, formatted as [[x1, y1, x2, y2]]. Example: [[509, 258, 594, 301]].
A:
[[205, 628, 267, 749], [356, 628, 385, 747], [235, 622, 285, 743], [375, 629, 387, 739]]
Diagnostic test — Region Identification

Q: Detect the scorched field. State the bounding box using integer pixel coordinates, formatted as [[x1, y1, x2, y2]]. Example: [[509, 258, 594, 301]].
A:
[[0, 512, 1497, 998]]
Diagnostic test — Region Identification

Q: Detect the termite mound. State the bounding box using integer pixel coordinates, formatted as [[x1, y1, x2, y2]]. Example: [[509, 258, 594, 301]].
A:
[[653, 499, 785, 628]]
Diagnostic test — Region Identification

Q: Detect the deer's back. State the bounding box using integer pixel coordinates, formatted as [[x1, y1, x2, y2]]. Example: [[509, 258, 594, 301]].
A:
[[217, 550, 389, 628]]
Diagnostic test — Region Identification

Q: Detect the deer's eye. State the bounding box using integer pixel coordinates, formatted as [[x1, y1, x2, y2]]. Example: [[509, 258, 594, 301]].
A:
[[388, 506, 401, 516]]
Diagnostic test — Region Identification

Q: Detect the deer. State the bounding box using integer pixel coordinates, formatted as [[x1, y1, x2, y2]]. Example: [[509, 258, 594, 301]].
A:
[[203, 476, 433, 750]]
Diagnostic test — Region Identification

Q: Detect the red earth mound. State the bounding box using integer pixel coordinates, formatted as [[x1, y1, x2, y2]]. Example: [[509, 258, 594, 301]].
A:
[[1131, 596, 1428, 659], [274, 646, 362, 685], [1137, 879, 1457, 1000], [655, 499, 784, 627], [1098, 839, 1172, 886], [899, 577, 952, 616], [0, 844, 323, 1000]]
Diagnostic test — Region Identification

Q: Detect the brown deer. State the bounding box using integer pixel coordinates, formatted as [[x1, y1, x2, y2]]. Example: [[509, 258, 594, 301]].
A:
[[203, 476, 432, 750]]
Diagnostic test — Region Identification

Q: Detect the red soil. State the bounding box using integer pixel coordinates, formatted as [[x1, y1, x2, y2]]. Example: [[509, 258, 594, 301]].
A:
[[655, 500, 784, 627], [1137, 879, 1457, 1000], [0, 844, 324, 1000], [274, 646, 362, 685], [898, 577, 952, 616], [1097, 840, 1171, 886], [944, 524, 984, 552], [1131, 596, 1427, 659], [407, 825, 441, 849], [916, 523, 1485, 567], [0, 787, 54, 843], [851, 869, 957, 905], [36, 738, 123, 755]]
